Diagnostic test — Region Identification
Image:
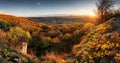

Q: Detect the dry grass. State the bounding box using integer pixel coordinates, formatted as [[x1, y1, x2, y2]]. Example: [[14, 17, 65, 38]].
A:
[[41, 52, 67, 63], [0, 29, 8, 43]]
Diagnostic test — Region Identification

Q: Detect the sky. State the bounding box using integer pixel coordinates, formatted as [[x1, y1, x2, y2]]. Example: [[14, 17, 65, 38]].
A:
[[0, 0, 120, 17]]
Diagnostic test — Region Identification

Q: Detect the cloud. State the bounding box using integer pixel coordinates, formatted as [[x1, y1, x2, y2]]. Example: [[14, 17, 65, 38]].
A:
[[0, 10, 4, 14]]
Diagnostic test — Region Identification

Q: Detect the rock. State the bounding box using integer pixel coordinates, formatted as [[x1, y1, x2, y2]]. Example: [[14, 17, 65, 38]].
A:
[[9, 54, 21, 63], [18, 42, 27, 54]]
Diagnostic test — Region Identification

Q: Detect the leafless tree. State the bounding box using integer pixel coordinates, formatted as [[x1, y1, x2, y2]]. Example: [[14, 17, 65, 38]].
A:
[[96, 0, 115, 24]]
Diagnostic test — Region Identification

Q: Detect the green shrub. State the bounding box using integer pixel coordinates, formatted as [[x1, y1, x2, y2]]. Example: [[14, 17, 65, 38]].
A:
[[0, 21, 15, 31], [8, 27, 31, 43]]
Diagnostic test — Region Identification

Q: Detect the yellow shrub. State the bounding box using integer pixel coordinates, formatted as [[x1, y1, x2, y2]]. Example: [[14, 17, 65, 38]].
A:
[[84, 23, 94, 30]]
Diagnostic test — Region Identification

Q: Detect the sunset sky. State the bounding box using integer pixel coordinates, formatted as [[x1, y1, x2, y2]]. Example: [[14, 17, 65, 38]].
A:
[[0, 0, 120, 17]]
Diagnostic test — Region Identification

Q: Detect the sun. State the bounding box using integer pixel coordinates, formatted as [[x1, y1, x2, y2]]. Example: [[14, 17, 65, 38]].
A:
[[88, 12, 96, 17], [73, 10, 96, 17]]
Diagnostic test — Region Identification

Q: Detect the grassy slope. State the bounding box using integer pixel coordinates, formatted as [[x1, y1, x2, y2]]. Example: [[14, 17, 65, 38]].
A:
[[74, 18, 120, 63], [0, 14, 42, 63]]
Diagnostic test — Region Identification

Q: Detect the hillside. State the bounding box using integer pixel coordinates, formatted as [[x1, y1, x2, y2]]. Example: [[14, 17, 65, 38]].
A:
[[0, 14, 47, 63], [0, 14, 46, 31], [0, 14, 120, 63], [73, 18, 120, 63]]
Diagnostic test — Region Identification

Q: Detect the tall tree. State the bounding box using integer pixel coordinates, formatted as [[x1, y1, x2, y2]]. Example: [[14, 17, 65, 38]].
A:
[[96, 0, 115, 24]]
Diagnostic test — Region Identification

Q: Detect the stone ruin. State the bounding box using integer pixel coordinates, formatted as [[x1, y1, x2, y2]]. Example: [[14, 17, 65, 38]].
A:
[[20, 42, 27, 54], [18, 42, 27, 54]]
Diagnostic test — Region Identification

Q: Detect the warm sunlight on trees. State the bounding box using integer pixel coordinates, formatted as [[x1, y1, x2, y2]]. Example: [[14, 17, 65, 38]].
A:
[[96, 0, 115, 24]]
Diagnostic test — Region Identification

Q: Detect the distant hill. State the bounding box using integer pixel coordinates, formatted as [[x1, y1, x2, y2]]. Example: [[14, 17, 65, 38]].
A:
[[28, 16, 95, 24]]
